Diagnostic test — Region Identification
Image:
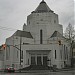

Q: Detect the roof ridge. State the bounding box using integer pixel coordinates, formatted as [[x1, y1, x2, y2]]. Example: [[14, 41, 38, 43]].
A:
[[32, 0, 53, 13], [13, 30, 33, 38], [51, 31, 63, 38]]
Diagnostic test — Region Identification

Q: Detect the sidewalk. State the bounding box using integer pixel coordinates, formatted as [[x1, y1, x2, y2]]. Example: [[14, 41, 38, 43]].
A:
[[15, 70, 51, 73], [58, 67, 75, 71], [15, 68, 75, 73]]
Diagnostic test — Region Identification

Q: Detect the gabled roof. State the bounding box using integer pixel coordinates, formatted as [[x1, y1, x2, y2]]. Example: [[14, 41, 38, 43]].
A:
[[51, 31, 64, 38], [13, 30, 33, 38], [32, 0, 53, 13]]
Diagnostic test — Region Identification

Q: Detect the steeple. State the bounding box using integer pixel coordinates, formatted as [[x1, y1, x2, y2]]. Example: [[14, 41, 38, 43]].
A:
[[32, 0, 53, 13], [42, 0, 44, 1], [40, 0, 46, 4]]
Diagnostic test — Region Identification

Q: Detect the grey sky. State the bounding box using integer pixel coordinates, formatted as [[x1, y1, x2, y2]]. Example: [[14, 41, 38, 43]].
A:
[[0, 0, 74, 45]]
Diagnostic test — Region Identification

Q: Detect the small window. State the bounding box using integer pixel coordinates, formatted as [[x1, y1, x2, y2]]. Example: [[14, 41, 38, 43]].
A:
[[21, 50, 23, 59], [64, 45, 66, 59], [40, 29, 43, 44], [55, 50, 56, 59]]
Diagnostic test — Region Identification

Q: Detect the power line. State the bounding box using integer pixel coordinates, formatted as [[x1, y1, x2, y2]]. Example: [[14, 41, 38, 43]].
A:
[[0, 26, 18, 30], [0, 26, 19, 31], [0, 27, 16, 31]]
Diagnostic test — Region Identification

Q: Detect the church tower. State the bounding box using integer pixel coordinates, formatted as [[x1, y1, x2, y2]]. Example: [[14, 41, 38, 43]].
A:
[[23, 0, 63, 44]]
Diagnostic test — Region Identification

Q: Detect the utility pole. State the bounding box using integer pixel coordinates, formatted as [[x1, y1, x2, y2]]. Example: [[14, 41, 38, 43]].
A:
[[19, 36, 22, 72]]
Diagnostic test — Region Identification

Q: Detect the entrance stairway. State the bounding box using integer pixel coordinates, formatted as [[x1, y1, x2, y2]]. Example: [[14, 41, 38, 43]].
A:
[[30, 65, 49, 70], [21, 65, 50, 70]]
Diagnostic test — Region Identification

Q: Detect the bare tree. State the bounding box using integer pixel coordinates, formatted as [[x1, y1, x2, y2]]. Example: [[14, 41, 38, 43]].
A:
[[64, 23, 75, 40], [64, 23, 75, 67]]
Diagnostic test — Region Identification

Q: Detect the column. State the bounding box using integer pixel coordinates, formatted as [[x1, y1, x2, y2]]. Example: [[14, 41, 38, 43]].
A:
[[35, 55, 37, 65], [41, 55, 43, 65]]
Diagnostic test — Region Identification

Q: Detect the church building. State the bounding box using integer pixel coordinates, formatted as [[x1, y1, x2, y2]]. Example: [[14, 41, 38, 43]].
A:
[[4, 0, 71, 69]]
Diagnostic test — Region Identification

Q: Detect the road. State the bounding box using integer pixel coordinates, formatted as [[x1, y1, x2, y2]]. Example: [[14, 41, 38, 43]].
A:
[[0, 70, 75, 75]]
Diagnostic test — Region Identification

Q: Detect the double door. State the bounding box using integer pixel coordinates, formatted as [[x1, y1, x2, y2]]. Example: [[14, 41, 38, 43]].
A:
[[31, 56, 47, 66]]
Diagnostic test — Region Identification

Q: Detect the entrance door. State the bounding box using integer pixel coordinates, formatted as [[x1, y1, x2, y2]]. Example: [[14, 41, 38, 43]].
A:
[[43, 56, 47, 66], [31, 56, 36, 65], [37, 56, 42, 65]]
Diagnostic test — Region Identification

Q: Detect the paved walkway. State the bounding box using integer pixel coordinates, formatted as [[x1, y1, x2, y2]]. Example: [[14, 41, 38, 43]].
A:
[[15, 68, 75, 73]]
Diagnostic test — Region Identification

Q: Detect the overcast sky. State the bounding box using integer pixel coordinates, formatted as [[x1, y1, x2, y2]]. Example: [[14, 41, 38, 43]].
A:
[[0, 0, 74, 45]]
